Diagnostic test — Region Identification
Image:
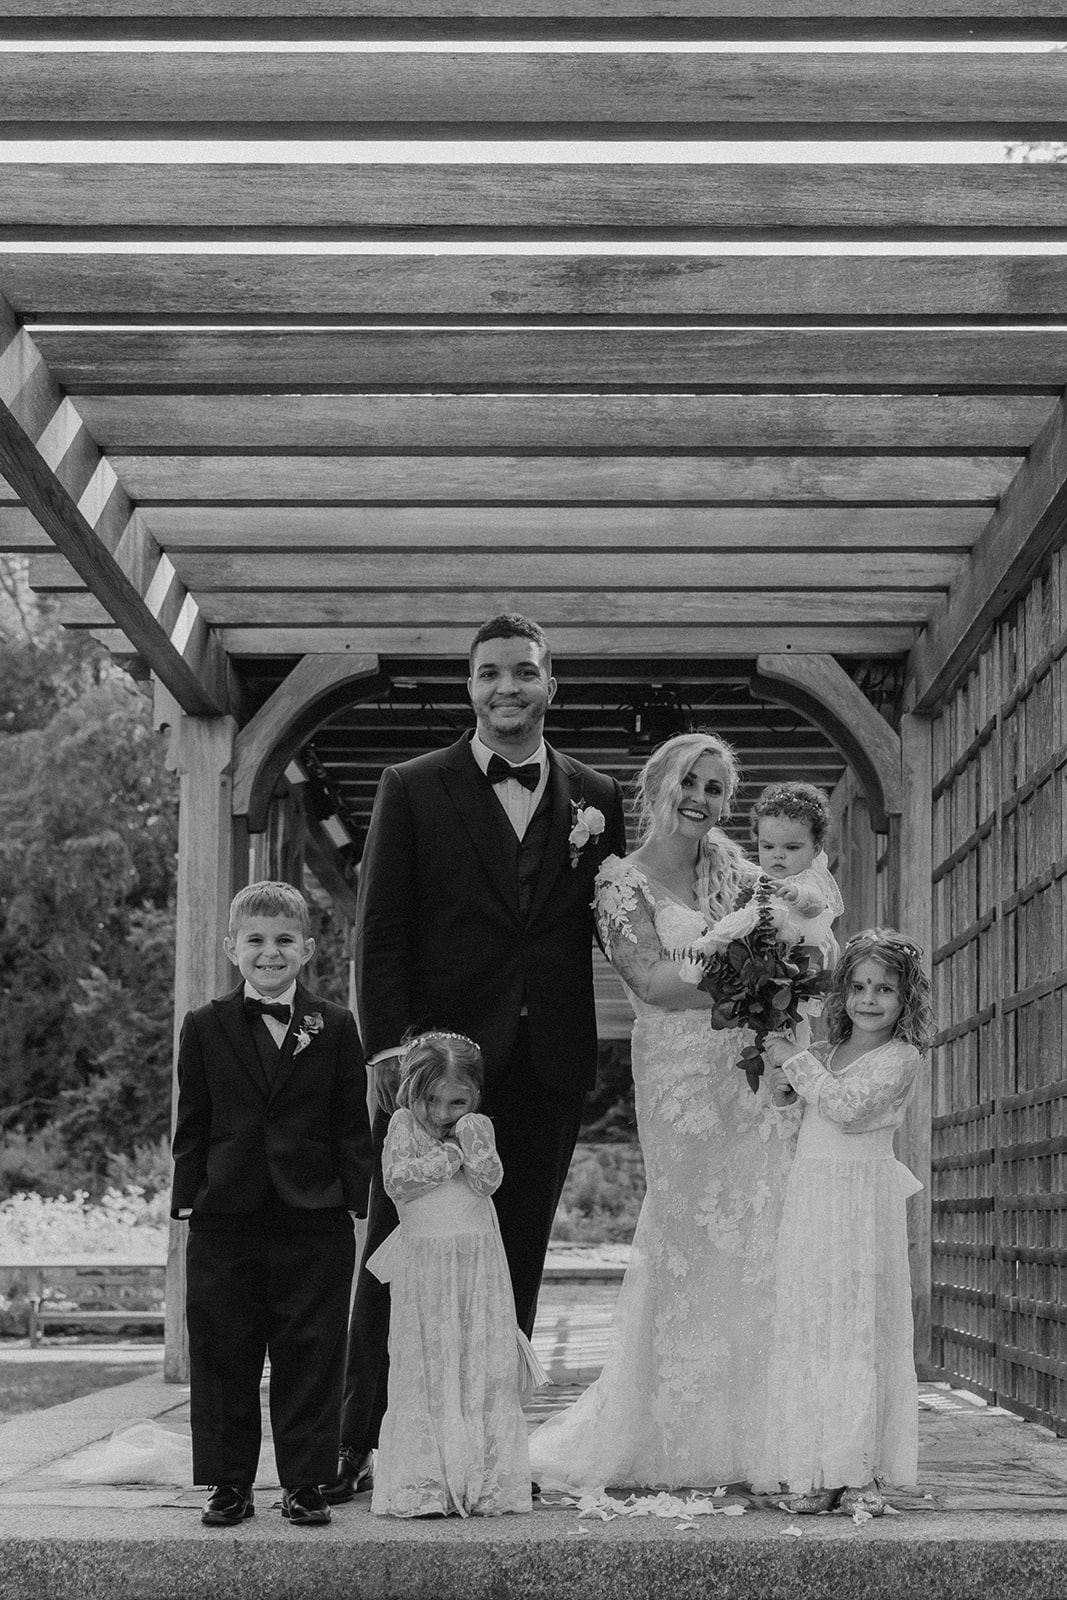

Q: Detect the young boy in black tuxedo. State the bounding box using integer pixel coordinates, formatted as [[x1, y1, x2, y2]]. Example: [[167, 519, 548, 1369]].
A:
[[171, 880, 372, 1527]]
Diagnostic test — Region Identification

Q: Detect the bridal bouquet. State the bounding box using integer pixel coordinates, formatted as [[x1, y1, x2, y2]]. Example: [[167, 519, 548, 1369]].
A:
[[679, 878, 833, 1093]]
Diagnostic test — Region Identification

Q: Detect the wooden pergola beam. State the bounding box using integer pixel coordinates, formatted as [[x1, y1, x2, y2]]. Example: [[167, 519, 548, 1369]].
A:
[[71, 394, 1055, 452], [0, 297, 233, 717], [214, 625, 920, 656], [143, 505, 989, 550], [4, 49, 1065, 139], [5, 162, 1067, 236], [35, 326, 1067, 391], [908, 392, 1067, 712], [6, 253, 1067, 323], [4, 2, 1065, 33], [93, 453, 1015, 505]]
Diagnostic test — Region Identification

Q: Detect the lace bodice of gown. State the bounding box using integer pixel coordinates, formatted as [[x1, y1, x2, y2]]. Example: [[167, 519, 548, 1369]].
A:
[[528, 855, 798, 1492]]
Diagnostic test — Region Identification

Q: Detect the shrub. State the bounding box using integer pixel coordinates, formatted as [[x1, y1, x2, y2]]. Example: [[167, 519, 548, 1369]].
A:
[[551, 1142, 645, 1244]]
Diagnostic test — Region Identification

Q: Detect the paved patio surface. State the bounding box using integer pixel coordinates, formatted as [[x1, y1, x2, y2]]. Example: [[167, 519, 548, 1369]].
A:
[[1, 1273, 1066, 1598]]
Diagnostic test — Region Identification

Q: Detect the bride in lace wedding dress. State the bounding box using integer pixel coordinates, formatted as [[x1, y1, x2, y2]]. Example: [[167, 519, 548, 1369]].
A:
[[529, 732, 799, 1494]]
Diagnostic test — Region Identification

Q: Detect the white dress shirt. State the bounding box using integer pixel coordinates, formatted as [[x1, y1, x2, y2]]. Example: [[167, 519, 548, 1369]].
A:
[[243, 978, 296, 1047], [470, 730, 549, 840]]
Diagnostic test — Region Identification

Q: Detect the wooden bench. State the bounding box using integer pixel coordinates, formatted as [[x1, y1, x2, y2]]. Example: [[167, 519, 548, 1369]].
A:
[[24, 1261, 166, 1346]]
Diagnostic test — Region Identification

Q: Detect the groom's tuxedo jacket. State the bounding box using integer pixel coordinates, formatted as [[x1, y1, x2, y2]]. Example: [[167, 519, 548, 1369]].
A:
[[353, 733, 627, 1093], [170, 981, 373, 1218]]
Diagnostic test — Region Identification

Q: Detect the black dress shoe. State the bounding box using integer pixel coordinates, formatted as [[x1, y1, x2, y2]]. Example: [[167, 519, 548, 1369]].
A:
[[201, 1483, 254, 1526], [282, 1484, 332, 1525], [319, 1447, 374, 1505]]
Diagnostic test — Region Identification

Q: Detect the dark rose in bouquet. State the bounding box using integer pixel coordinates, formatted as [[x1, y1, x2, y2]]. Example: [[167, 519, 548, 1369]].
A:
[[680, 878, 833, 1092]]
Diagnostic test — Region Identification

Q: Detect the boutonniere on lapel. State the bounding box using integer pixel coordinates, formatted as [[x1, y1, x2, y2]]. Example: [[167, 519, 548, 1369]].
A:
[[568, 797, 606, 869], [293, 1012, 324, 1056]]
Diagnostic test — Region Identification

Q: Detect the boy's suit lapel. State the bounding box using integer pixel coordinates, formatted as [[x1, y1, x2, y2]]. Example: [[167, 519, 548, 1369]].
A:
[[438, 735, 520, 919], [527, 747, 580, 925], [269, 982, 316, 1101], [213, 985, 273, 1097]]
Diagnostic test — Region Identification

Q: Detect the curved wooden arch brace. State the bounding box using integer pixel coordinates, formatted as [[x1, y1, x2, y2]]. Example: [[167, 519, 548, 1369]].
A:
[[232, 653, 384, 833], [750, 653, 902, 833]]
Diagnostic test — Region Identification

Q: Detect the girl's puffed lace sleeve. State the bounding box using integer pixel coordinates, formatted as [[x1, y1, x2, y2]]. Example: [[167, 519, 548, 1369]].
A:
[[382, 1107, 463, 1203], [593, 857, 666, 999], [452, 1112, 503, 1197], [783, 1041, 920, 1130]]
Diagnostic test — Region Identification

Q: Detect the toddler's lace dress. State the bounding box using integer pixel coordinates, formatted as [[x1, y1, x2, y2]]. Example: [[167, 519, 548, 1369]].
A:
[[760, 1039, 922, 1492], [368, 1108, 531, 1517], [528, 855, 798, 1492]]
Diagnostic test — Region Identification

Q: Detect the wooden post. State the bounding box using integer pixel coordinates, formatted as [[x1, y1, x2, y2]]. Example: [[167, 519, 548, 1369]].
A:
[[898, 711, 934, 1375], [156, 684, 237, 1383]]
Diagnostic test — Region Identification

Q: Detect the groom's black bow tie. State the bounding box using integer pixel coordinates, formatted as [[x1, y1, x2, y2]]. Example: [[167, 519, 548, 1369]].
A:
[[245, 996, 291, 1025], [486, 753, 541, 792]]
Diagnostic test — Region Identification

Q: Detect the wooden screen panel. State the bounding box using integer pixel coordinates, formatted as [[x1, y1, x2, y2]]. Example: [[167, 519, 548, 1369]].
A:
[[931, 539, 1067, 1430], [931, 652, 1001, 1400], [997, 543, 1067, 1432]]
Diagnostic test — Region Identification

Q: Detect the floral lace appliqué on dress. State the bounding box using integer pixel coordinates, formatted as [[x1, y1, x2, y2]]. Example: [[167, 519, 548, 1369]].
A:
[[529, 855, 798, 1493]]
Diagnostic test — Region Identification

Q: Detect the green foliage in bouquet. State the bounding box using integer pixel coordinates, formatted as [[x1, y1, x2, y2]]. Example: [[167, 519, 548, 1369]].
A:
[[698, 879, 834, 1092]]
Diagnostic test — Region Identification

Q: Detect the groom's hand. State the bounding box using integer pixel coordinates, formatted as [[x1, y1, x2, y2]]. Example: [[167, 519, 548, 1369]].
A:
[[373, 1052, 402, 1114]]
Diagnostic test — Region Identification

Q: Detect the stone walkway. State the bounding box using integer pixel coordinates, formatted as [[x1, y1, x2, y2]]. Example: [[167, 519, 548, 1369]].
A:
[[1, 1270, 1066, 1598]]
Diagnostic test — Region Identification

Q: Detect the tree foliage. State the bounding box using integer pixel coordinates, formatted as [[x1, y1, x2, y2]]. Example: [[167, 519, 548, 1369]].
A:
[[0, 565, 179, 1195]]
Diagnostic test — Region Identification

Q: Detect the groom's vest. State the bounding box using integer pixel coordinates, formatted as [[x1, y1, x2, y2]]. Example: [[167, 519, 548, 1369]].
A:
[[511, 780, 556, 921]]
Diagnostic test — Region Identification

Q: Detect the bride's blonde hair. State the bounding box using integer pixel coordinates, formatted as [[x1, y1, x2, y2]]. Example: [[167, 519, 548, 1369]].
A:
[[633, 730, 753, 921]]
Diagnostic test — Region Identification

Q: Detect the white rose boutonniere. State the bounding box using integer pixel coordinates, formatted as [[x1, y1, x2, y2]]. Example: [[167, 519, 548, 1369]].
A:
[[569, 800, 606, 869], [293, 1012, 324, 1056]]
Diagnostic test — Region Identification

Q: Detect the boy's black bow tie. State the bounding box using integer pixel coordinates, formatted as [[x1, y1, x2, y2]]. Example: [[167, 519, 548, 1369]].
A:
[[245, 996, 291, 1024], [486, 753, 541, 791]]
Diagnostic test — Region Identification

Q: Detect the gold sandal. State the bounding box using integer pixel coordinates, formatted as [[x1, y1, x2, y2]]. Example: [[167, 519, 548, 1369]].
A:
[[781, 1487, 842, 1514], [838, 1482, 885, 1517]]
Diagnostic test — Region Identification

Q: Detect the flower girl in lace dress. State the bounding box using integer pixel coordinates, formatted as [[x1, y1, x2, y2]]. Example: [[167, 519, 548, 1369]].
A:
[[763, 929, 936, 1517], [367, 1031, 535, 1518]]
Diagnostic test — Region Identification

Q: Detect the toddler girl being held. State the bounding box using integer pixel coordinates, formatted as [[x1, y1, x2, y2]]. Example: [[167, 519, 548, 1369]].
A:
[[367, 1031, 536, 1519], [750, 781, 844, 973], [762, 929, 936, 1517]]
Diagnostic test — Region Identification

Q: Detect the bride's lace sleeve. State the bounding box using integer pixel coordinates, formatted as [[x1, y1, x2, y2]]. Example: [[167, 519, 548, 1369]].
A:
[[783, 1041, 921, 1129], [593, 858, 674, 1000], [452, 1112, 503, 1197], [382, 1108, 463, 1203]]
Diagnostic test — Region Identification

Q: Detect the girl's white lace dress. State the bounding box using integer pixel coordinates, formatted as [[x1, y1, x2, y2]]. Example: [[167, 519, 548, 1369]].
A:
[[762, 1040, 922, 1491], [528, 856, 798, 1493], [368, 1108, 531, 1518]]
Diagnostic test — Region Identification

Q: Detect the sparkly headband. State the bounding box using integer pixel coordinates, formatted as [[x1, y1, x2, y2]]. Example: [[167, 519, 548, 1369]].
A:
[[399, 1030, 480, 1071]]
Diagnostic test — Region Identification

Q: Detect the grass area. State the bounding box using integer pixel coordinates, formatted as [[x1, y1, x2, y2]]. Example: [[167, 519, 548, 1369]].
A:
[[0, 1359, 161, 1427]]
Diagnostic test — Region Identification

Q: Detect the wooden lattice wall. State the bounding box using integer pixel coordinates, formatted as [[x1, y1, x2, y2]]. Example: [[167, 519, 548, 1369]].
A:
[[930, 538, 1067, 1431]]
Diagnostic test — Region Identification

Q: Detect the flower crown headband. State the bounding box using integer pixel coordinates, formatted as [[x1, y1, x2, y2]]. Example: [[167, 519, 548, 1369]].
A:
[[843, 932, 924, 961]]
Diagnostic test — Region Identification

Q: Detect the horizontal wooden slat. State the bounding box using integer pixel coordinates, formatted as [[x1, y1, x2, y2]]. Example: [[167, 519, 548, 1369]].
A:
[[3, 164, 1066, 236], [143, 504, 988, 550], [36, 327, 1067, 391], [200, 593, 937, 627], [2, 1, 1063, 29], [71, 393, 1055, 451], [132, 550, 968, 589], [7, 253, 1067, 323], [215, 623, 919, 655], [102, 453, 1014, 503], [4, 51, 1066, 138]]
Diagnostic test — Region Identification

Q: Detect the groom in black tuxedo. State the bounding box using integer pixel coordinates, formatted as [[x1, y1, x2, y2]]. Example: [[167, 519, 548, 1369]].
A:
[[322, 613, 627, 1501]]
